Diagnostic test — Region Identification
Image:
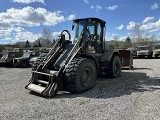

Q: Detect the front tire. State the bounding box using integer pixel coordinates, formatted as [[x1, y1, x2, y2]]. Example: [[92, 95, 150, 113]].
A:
[[65, 58, 97, 93]]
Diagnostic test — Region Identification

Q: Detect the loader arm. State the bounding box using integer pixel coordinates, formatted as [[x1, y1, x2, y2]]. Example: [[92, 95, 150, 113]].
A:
[[42, 46, 62, 70], [44, 38, 60, 61], [64, 37, 82, 67], [36, 30, 69, 71]]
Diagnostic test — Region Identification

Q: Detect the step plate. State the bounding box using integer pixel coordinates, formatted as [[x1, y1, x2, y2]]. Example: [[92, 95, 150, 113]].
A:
[[38, 80, 49, 85], [27, 84, 45, 94]]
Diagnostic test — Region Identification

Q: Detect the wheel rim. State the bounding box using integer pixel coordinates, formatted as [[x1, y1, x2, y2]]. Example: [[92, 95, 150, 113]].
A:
[[81, 68, 92, 87], [114, 60, 120, 75]]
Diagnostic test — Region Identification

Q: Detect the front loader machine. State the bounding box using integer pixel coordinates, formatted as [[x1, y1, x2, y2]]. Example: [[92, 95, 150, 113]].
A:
[[25, 18, 122, 97]]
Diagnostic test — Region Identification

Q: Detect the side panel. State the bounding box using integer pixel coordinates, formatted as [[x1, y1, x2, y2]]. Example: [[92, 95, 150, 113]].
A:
[[102, 42, 118, 61], [102, 51, 114, 61], [101, 50, 120, 70]]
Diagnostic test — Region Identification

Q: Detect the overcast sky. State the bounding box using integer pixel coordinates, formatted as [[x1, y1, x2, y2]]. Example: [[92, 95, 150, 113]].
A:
[[0, 0, 160, 44]]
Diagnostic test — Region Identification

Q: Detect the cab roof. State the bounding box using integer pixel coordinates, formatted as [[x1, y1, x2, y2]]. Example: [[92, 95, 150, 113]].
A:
[[73, 17, 106, 27]]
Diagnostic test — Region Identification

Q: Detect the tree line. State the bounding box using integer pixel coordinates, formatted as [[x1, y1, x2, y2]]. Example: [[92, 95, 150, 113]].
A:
[[14, 28, 56, 48], [111, 23, 159, 49], [13, 26, 159, 49]]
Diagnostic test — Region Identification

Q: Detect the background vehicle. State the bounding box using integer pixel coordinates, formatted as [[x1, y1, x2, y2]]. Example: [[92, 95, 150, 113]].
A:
[[0, 50, 23, 67], [29, 52, 48, 67], [13, 50, 46, 67], [25, 17, 122, 97], [137, 45, 153, 59], [153, 44, 160, 58]]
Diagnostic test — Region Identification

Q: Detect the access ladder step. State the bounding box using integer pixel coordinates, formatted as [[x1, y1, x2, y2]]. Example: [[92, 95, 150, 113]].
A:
[[32, 71, 51, 76], [32, 70, 58, 76], [27, 84, 45, 94], [38, 80, 49, 85]]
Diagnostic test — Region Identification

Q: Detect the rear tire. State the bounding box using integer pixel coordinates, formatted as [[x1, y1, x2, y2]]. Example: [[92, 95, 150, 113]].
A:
[[107, 55, 121, 78], [65, 57, 97, 93]]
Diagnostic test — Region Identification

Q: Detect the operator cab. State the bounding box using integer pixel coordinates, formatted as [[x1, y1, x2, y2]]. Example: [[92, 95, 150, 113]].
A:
[[72, 18, 106, 53]]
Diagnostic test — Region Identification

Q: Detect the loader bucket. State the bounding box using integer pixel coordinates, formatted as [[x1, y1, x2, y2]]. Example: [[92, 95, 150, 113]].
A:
[[25, 37, 75, 97], [25, 70, 59, 97], [119, 49, 133, 70]]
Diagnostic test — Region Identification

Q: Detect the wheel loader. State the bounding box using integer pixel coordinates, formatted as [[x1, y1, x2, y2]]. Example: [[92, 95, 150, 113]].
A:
[[25, 18, 122, 97]]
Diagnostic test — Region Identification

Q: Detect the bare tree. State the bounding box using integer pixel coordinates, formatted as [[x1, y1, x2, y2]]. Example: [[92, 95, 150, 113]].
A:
[[130, 23, 144, 43], [42, 28, 53, 41], [113, 34, 118, 41], [149, 34, 155, 42], [41, 39, 53, 47], [146, 34, 156, 45], [113, 34, 119, 48], [41, 28, 54, 47]]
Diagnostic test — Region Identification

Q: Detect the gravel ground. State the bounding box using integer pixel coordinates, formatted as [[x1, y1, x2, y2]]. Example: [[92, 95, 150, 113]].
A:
[[0, 59, 160, 120]]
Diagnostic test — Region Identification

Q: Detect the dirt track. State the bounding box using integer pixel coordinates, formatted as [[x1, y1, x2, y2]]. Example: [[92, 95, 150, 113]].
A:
[[0, 59, 160, 120]]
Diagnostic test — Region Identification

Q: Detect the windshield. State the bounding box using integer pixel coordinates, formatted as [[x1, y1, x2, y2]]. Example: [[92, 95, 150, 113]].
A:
[[74, 20, 88, 40], [23, 52, 31, 58], [155, 45, 160, 49], [73, 19, 100, 42], [137, 46, 149, 51]]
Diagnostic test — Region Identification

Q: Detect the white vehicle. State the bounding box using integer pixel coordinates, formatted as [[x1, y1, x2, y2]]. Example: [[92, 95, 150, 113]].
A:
[[137, 45, 153, 59], [153, 44, 160, 58]]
